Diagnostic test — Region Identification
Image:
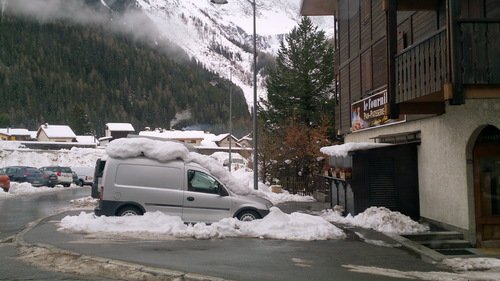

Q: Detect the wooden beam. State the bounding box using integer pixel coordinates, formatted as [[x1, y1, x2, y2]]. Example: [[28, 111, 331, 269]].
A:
[[465, 86, 500, 99], [387, 0, 399, 118], [396, 0, 440, 11], [300, 0, 337, 16], [398, 102, 445, 115]]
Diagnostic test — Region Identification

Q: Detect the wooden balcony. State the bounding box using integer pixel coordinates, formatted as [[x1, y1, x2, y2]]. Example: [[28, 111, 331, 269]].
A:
[[458, 19, 500, 85], [395, 28, 448, 110]]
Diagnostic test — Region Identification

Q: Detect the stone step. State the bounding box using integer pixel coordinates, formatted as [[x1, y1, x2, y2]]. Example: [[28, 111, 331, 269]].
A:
[[419, 239, 472, 250], [402, 231, 464, 241]]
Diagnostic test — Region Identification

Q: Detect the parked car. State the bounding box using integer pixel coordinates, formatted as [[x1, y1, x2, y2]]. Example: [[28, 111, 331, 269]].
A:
[[0, 168, 10, 192], [72, 166, 95, 187], [94, 156, 272, 223], [40, 170, 58, 187], [3, 166, 48, 187], [39, 166, 74, 187]]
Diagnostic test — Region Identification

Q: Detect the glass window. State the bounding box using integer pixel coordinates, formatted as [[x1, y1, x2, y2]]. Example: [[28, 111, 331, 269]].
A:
[[187, 170, 221, 194]]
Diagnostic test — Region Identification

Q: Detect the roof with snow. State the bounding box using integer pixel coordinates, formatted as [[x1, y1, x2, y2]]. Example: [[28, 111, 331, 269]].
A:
[[38, 125, 77, 139], [139, 129, 213, 140], [0, 128, 31, 136], [76, 135, 99, 144], [320, 142, 393, 157], [106, 123, 135, 132]]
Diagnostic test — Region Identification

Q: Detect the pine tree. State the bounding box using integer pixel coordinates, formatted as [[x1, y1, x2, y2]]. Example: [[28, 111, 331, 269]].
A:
[[258, 17, 335, 184], [262, 17, 335, 128]]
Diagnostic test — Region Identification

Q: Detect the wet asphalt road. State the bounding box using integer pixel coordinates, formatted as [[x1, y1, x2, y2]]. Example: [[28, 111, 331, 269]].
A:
[[0, 187, 115, 281], [23, 211, 453, 281], [1, 188, 455, 281]]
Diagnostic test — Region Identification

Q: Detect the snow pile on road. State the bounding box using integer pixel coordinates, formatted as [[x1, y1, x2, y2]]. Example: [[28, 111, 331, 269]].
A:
[[0, 182, 81, 197], [320, 207, 429, 234], [70, 196, 98, 208], [59, 207, 346, 241], [443, 257, 500, 271]]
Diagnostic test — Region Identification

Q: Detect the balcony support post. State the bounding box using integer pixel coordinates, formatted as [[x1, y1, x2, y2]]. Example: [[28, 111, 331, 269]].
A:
[[386, 0, 399, 118], [448, 0, 464, 105]]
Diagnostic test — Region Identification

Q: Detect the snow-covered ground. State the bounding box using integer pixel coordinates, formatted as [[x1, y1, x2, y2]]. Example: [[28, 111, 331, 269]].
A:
[[2, 139, 500, 276]]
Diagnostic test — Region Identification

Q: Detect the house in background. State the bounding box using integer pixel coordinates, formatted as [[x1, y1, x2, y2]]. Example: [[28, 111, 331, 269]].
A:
[[36, 124, 77, 142], [0, 128, 32, 141], [301, 0, 500, 247], [237, 133, 252, 148], [139, 129, 208, 146], [76, 135, 99, 146], [213, 133, 241, 148], [105, 123, 135, 140]]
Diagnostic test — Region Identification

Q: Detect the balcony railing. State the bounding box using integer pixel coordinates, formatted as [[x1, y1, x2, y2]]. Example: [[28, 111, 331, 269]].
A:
[[458, 19, 500, 85], [395, 28, 448, 103]]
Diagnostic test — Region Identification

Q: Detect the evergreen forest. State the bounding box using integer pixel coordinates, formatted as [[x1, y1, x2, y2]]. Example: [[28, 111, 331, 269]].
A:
[[0, 15, 251, 136]]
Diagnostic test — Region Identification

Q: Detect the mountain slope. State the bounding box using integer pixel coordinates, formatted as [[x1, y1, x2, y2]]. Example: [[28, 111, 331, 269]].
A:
[[0, 14, 251, 136]]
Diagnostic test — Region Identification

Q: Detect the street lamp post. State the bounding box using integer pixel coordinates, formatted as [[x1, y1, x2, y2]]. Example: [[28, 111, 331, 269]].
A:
[[211, 0, 258, 190]]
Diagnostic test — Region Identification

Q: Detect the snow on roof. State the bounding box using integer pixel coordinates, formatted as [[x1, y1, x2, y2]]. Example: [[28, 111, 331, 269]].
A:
[[76, 135, 98, 144], [0, 128, 31, 136], [39, 125, 76, 139], [106, 137, 251, 195], [139, 129, 210, 140], [320, 142, 392, 157], [106, 123, 135, 132]]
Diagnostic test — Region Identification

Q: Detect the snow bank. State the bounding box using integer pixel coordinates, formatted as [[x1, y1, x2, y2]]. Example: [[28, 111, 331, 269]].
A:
[[59, 207, 345, 241], [321, 207, 429, 234], [443, 257, 500, 272], [1, 182, 81, 197]]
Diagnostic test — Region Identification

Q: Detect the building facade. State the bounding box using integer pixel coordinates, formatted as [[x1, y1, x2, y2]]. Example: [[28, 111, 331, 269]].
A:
[[301, 0, 500, 246]]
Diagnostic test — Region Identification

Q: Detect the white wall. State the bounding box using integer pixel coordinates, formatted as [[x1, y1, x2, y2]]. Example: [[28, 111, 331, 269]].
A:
[[345, 99, 500, 231]]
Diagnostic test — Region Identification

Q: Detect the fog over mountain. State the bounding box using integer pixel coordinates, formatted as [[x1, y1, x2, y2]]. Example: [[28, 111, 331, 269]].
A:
[[1, 0, 334, 110]]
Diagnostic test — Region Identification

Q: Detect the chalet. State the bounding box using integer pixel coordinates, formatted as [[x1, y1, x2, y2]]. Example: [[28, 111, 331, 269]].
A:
[[139, 129, 207, 145], [213, 133, 241, 148], [237, 133, 252, 148], [105, 123, 135, 140], [36, 124, 77, 142], [0, 128, 32, 141], [301, 0, 500, 247]]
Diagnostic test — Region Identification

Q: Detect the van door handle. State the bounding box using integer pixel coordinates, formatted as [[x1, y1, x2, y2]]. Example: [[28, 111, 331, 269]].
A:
[[187, 196, 195, 201]]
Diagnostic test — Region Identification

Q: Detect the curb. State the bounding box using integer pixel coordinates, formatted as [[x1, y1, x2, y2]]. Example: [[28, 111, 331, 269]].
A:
[[14, 211, 232, 281]]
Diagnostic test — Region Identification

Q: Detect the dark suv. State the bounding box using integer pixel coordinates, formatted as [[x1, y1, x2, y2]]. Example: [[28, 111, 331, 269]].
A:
[[3, 166, 54, 187]]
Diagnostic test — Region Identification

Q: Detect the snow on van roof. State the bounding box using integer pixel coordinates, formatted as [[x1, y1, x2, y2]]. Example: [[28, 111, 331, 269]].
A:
[[106, 138, 251, 195]]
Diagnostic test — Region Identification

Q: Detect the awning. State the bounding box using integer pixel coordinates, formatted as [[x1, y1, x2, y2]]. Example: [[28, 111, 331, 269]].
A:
[[320, 142, 393, 157], [300, 0, 336, 16]]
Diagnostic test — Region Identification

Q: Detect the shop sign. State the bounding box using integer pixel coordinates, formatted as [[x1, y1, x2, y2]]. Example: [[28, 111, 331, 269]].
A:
[[351, 89, 405, 132]]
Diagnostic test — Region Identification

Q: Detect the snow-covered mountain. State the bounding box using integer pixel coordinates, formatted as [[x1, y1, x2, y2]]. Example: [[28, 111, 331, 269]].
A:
[[117, 0, 335, 110], [3, 0, 334, 110]]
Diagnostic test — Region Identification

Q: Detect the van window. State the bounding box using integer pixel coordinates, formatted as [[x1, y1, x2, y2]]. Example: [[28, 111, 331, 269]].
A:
[[187, 170, 221, 194], [116, 164, 182, 189]]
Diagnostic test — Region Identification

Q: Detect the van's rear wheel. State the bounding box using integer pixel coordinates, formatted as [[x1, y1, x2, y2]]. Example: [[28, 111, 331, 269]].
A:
[[237, 210, 260, 221], [117, 206, 143, 216]]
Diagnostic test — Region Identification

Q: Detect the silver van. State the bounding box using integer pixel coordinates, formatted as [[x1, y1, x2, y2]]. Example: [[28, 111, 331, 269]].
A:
[[94, 156, 272, 223]]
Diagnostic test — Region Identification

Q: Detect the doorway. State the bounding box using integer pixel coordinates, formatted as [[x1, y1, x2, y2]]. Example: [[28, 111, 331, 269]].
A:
[[474, 125, 500, 247]]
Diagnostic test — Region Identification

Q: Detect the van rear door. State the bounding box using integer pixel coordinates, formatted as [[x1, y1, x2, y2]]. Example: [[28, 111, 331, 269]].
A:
[[183, 170, 232, 223]]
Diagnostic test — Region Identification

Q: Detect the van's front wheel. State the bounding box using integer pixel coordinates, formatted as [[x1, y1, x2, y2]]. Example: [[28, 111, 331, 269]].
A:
[[117, 206, 143, 216], [237, 210, 260, 221]]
